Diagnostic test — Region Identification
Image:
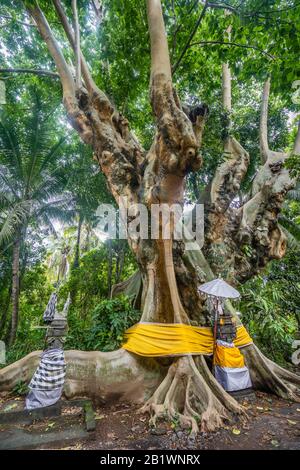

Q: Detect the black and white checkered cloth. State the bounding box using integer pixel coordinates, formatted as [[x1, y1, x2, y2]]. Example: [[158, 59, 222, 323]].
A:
[[29, 348, 66, 391], [43, 292, 57, 323]]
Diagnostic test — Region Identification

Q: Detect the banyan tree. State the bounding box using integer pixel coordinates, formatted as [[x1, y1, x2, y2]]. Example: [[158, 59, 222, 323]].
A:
[[0, 0, 299, 434]]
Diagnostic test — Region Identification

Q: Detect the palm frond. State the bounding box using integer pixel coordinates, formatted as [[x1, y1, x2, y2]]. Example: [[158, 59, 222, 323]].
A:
[[0, 111, 23, 179], [0, 90, 77, 243], [39, 213, 58, 237], [35, 195, 75, 223], [0, 200, 31, 245], [0, 165, 21, 199], [30, 170, 66, 201], [39, 135, 67, 173]]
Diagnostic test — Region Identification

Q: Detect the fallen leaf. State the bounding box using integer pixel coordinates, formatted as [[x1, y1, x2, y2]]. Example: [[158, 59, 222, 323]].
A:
[[287, 420, 297, 425], [256, 406, 264, 411], [271, 439, 279, 447], [4, 403, 18, 411], [45, 421, 55, 431], [232, 428, 241, 435], [95, 414, 105, 420]]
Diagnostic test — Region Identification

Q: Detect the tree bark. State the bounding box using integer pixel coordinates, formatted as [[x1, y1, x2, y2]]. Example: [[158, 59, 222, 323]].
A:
[[260, 77, 271, 163], [9, 236, 21, 346], [73, 214, 83, 269], [0, 286, 12, 336], [71, 0, 81, 89]]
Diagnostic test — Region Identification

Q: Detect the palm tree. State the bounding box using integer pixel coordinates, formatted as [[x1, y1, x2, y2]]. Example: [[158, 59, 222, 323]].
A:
[[0, 92, 74, 344], [66, 142, 113, 269]]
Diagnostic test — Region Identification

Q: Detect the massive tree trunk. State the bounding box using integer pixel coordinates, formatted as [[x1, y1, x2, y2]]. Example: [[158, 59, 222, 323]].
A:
[[1, 0, 299, 434]]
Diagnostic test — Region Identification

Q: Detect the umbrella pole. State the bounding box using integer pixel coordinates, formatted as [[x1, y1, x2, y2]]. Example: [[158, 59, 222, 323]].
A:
[[212, 298, 219, 376]]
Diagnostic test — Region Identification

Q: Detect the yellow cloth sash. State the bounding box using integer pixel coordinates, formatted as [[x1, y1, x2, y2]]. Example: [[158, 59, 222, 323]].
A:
[[213, 344, 245, 368], [122, 323, 252, 357]]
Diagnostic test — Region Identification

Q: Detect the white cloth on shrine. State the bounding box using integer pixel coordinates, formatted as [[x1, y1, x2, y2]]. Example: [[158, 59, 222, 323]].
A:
[[25, 388, 63, 410], [25, 348, 66, 410], [215, 365, 252, 392], [216, 339, 235, 348], [43, 292, 57, 323]]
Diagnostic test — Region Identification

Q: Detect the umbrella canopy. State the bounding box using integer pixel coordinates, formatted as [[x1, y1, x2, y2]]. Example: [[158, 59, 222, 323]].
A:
[[198, 278, 240, 299]]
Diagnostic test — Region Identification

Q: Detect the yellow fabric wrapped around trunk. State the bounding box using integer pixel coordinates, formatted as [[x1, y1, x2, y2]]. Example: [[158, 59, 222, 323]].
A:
[[213, 344, 245, 368], [122, 323, 252, 357]]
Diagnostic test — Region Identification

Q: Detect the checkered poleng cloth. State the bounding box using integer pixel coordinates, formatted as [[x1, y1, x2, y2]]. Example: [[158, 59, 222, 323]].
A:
[[43, 292, 57, 323], [29, 348, 66, 391]]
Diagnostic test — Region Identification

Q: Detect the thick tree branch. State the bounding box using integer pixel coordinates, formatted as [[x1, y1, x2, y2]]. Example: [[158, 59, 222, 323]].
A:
[[26, 3, 92, 143], [26, 1, 144, 207], [71, 0, 81, 88], [52, 0, 97, 94], [200, 63, 250, 278], [234, 80, 297, 280], [0, 68, 59, 78], [26, 4, 75, 99], [205, 64, 249, 216], [52, 0, 144, 170], [210, 138, 249, 211], [237, 182, 292, 272], [147, 0, 172, 81], [222, 62, 231, 111], [52, 0, 114, 119], [260, 77, 271, 163], [145, 0, 201, 177], [254, 79, 292, 196]]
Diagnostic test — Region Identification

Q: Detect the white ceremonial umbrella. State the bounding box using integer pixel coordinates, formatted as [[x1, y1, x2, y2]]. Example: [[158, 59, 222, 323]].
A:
[[198, 278, 240, 299], [199, 278, 240, 378]]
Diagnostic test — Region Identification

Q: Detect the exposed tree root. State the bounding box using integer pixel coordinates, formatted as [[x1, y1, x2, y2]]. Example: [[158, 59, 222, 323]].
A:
[[0, 350, 40, 391], [242, 344, 300, 401], [0, 349, 164, 402], [1, 345, 299, 435], [141, 355, 244, 435]]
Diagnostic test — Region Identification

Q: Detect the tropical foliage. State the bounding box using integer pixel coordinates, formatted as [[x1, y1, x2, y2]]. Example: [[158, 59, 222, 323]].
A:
[[0, 0, 299, 366]]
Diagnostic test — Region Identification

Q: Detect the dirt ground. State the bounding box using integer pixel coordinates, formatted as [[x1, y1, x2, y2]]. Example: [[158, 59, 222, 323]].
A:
[[1, 390, 299, 450]]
